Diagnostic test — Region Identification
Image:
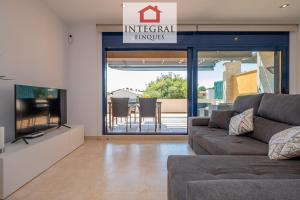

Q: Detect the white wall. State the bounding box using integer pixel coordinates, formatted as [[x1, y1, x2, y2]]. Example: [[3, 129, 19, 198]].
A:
[[289, 27, 299, 94], [296, 25, 300, 93], [0, 0, 68, 142], [67, 25, 101, 136], [290, 24, 300, 94]]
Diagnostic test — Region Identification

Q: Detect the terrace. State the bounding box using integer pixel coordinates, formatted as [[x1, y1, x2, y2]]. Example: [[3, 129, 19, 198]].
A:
[[106, 98, 187, 134]]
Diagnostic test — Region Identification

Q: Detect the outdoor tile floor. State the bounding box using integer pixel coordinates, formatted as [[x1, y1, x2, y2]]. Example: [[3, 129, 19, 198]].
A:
[[107, 113, 187, 134]]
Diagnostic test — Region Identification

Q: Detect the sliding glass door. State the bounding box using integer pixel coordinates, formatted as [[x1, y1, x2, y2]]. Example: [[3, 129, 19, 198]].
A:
[[197, 51, 282, 116], [105, 50, 188, 134]]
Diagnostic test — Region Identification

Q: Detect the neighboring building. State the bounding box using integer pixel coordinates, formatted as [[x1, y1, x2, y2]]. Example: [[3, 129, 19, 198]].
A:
[[198, 91, 206, 99], [214, 81, 223, 100], [206, 88, 215, 100], [223, 61, 241, 103], [231, 70, 258, 101], [108, 88, 142, 101], [257, 52, 275, 93]]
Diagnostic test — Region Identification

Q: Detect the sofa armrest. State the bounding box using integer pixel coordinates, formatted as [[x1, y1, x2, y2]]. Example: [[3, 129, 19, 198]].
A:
[[188, 117, 210, 126], [187, 179, 300, 200]]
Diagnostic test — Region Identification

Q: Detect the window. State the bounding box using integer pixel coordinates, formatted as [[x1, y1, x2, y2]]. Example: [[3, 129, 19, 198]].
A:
[[197, 51, 281, 117]]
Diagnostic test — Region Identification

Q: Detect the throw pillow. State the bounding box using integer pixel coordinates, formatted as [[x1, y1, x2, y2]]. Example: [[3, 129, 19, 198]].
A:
[[208, 110, 235, 130], [268, 126, 300, 160], [229, 108, 254, 135]]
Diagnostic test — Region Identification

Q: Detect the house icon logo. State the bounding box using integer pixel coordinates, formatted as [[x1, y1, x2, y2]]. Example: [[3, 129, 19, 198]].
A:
[[138, 5, 162, 23]]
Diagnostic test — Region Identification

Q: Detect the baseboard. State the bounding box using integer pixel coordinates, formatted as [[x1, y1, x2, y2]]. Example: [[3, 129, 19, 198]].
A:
[[84, 136, 102, 140], [85, 135, 188, 141]]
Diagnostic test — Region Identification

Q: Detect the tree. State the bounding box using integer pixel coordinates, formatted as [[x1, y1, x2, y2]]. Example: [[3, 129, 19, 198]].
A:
[[198, 86, 206, 92], [143, 73, 187, 99]]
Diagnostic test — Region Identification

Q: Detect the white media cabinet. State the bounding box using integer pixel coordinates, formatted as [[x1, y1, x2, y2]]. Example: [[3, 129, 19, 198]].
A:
[[0, 125, 84, 199]]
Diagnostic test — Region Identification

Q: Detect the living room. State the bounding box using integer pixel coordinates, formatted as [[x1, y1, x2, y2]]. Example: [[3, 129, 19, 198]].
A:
[[1, 0, 300, 200]]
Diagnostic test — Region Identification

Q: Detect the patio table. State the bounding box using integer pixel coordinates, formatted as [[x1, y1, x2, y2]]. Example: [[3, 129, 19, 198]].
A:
[[108, 101, 162, 130]]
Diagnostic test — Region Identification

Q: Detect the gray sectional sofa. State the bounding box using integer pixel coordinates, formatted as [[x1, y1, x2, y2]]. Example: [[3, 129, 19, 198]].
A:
[[167, 93, 300, 200]]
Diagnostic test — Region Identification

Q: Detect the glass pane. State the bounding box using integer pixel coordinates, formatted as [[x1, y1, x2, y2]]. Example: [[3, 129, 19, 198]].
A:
[[106, 51, 187, 134], [197, 51, 280, 117]]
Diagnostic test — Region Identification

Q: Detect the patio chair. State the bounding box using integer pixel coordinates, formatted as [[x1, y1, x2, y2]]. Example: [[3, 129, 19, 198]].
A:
[[138, 98, 157, 132], [111, 97, 131, 131]]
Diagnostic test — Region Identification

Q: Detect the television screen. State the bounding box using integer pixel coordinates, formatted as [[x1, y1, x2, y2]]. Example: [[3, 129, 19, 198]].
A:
[[15, 85, 67, 139]]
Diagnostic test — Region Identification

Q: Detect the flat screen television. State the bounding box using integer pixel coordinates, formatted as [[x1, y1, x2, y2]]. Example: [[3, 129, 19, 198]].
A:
[[14, 85, 67, 140]]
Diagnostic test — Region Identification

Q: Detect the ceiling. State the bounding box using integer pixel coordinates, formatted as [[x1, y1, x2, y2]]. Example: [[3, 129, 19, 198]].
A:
[[41, 0, 300, 25]]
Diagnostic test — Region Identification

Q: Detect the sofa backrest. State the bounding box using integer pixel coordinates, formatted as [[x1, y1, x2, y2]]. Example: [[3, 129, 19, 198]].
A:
[[233, 94, 264, 115], [250, 117, 293, 143], [257, 93, 300, 126], [233, 93, 300, 143]]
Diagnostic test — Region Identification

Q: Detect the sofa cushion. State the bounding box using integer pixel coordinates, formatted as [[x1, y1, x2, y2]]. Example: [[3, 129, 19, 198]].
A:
[[186, 179, 300, 200], [250, 117, 293, 143], [188, 117, 210, 126], [188, 125, 227, 149], [168, 155, 300, 200], [208, 110, 235, 130], [193, 134, 268, 155], [233, 94, 263, 115], [168, 155, 300, 177], [269, 126, 300, 160], [258, 93, 300, 126]]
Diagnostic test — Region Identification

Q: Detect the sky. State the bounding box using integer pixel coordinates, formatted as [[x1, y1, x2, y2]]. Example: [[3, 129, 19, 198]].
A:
[[107, 61, 257, 92], [107, 68, 187, 92]]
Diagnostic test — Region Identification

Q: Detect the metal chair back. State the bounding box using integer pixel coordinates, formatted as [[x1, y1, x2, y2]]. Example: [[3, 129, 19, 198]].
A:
[[139, 98, 157, 117], [111, 98, 130, 117]]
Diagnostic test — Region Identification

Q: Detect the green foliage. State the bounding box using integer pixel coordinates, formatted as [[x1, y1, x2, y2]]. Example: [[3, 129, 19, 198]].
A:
[[198, 86, 206, 92], [143, 73, 187, 99]]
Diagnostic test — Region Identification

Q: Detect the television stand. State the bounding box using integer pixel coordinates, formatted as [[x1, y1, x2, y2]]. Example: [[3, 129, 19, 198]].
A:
[[0, 125, 84, 199], [11, 132, 44, 144], [56, 124, 71, 129], [11, 137, 29, 144]]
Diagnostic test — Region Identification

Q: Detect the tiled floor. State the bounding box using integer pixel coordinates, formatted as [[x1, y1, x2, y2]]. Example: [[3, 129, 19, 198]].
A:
[[107, 113, 187, 134], [7, 139, 194, 200]]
